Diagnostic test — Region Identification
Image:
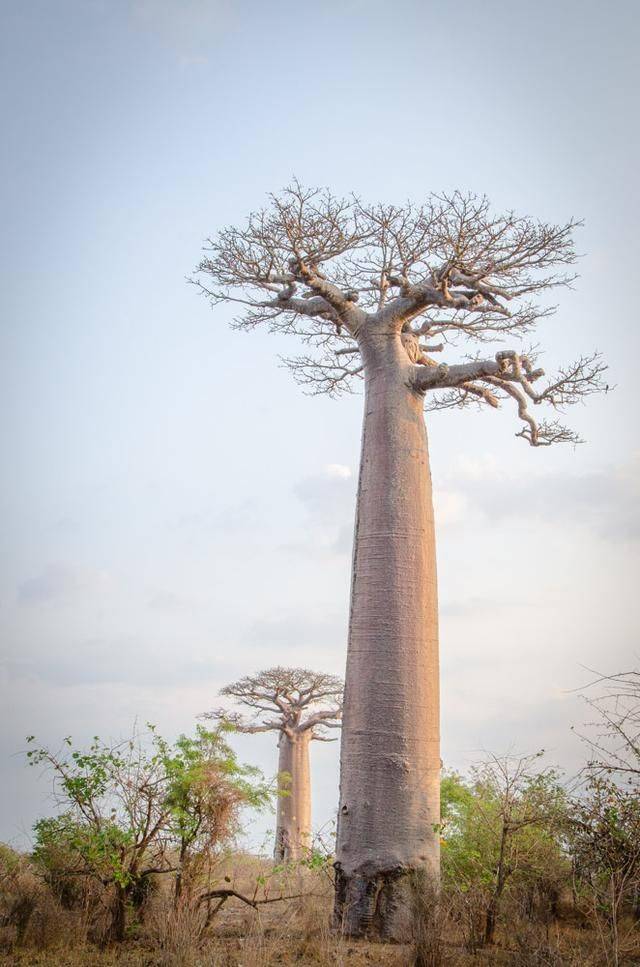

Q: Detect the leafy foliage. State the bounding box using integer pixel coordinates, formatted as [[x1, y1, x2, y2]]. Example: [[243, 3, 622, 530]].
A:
[[27, 724, 270, 940], [568, 777, 640, 924], [440, 755, 569, 945]]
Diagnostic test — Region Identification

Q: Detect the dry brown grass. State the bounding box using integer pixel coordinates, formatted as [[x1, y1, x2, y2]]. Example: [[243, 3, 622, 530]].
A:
[[2, 850, 639, 966], [2, 920, 639, 966]]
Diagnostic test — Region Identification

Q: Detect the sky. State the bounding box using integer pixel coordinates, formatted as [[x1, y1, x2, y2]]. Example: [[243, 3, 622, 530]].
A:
[[1, 0, 639, 851]]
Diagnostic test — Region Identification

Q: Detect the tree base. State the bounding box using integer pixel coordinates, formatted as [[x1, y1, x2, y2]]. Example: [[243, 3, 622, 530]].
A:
[[333, 864, 429, 941]]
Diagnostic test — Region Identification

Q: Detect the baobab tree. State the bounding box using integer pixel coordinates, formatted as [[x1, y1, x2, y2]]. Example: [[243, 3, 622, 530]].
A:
[[194, 184, 606, 938], [212, 666, 343, 862]]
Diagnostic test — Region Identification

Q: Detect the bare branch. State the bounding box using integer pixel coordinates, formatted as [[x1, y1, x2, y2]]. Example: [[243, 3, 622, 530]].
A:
[[575, 668, 640, 785], [194, 183, 583, 390], [207, 708, 283, 734], [281, 351, 364, 397], [415, 349, 607, 446]]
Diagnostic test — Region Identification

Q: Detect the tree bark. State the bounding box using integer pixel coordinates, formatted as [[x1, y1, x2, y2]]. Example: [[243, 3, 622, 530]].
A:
[[484, 823, 508, 945], [484, 900, 498, 946], [274, 730, 312, 862], [334, 331, 440, 940], [174, 841, 188, 906], [107, 884, 127, 944]]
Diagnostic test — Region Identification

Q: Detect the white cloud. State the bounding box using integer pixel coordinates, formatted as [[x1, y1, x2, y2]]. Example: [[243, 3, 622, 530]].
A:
[[324, 464, 352, 479], [289, 464, 357, 555], [451, 454, 501, 481], [433, 488, 468, 527], [438, 453, 640, 542]]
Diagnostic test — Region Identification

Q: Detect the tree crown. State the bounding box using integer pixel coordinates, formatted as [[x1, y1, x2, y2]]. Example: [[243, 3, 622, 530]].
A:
[[27, 724, 269, 891], [194, 182, 607, 445], [213, 665, 343, 739]]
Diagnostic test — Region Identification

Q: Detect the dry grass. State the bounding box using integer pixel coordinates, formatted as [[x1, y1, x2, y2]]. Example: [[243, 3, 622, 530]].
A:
[[2, 919, 639, 966], [2, 850, 639, 966]]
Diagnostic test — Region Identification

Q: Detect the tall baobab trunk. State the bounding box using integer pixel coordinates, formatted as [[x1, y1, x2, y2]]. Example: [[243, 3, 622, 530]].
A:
[[334, 332, 440, 940], [274, 730, 312, 862]]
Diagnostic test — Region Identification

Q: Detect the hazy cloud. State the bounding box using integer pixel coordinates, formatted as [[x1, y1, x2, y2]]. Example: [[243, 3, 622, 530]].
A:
[[433, 489, 469, 528], [130, 0, 234, 63], [294, 464, 354, 523], [289, 464, 356, 555], [172, 498, 261, 540], [439, 596, 527, 618], [17, 564, 111, 606], [3, 638, 222, 687], [147, 590, 193, 613], [440, 455, 640, 541], [324, 464, 352, 480], [244, 612, 345, 652]]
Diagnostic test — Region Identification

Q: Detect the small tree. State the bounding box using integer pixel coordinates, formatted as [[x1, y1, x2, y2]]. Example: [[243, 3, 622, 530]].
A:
[[212, 666, 343, 861], [194, 183, 606, 938], [568, 777, 640, 965], [568, 667, 640, 963], [441, 753, 567, 947], [158, 727, 269, 903], [27, 724, 268, 942]]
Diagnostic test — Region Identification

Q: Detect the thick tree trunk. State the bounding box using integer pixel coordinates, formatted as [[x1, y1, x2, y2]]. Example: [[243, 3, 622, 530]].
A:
[[334, 332, 440, 940], [274, 730, 312, 862]]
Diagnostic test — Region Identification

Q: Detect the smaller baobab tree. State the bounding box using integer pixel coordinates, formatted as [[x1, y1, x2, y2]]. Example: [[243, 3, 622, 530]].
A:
[[211, 667, 343, 863]]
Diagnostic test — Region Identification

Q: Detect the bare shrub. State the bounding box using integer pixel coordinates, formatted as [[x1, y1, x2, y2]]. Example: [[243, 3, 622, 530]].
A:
[[0, 844, 90, 954], [445, 883, 488, 955], [510, 922, 564, 966], [0, 848, 37, 950], [569, 668, 640, 966], [410, 870, 443, 967]]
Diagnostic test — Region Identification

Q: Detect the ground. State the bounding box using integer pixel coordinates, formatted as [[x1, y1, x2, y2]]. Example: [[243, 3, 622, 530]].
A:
[[2, 852, 639, 965]]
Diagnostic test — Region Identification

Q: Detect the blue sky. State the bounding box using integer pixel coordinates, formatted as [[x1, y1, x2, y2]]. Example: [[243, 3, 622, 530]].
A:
[[1, 0, 638, 849]]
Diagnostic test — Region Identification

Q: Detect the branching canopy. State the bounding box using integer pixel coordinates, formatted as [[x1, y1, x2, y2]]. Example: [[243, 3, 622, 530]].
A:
[[194, 182, 607, 446], [211, 666, 343, 741]]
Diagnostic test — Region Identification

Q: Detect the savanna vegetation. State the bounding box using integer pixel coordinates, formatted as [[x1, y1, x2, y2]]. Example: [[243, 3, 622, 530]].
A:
[[2, 669, 639, 965]]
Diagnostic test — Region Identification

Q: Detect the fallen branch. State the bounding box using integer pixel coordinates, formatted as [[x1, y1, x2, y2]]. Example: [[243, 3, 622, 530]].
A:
[[198, 888, 326, 910]]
